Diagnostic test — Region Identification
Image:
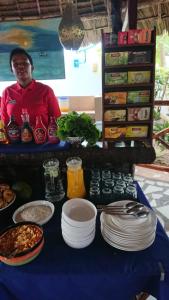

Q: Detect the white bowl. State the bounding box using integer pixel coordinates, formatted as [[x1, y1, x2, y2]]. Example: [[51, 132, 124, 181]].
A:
[[62, 224, 95, 240], [12, 200, 55, 225], [62, 232, 95, 249], [61, 217, 95, 234], [62, 198, 97, 228], [61, 213, 95, 229]]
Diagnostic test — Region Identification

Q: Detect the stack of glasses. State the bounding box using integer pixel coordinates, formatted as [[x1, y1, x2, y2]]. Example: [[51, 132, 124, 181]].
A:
[[89, 169, 137, 204]]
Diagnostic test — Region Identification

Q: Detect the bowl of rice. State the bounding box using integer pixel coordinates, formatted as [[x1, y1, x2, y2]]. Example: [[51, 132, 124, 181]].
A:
[[12, 200, 55, 226]]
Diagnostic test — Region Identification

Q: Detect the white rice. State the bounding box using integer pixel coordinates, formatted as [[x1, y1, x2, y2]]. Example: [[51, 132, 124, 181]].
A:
[[20, 205, 52, 223]]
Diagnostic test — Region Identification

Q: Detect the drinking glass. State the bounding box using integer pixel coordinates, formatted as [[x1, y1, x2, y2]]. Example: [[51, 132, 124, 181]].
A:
[[43, 158, 65, 202]]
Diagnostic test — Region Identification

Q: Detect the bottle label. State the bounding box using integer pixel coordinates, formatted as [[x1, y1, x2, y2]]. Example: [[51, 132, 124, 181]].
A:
[[34, 127, 46, 144], [8, 128, 20, 142], [0, 129, 7, 142], [48, 126, 59, 143], [21, 128, 33, 143]]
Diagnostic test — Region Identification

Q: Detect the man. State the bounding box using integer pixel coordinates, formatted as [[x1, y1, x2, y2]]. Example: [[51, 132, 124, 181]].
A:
[[1, 48, 61, 128]]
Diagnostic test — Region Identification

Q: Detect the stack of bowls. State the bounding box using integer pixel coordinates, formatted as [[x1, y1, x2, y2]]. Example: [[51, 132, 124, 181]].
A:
[[61, 198, 97, 249]]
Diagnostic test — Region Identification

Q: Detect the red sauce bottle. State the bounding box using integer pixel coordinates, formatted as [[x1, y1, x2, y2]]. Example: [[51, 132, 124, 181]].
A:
[[7, 115, 20, 143], [48, 116, 60, 144], [33, 116, 47, 144], [21, 109, 34, 143]]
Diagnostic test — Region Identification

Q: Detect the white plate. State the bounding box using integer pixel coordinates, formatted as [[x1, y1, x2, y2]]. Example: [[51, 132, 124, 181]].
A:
[[101, 230, 156, 251], [0, 194, 16, 212], [12, 200, 55, 225]]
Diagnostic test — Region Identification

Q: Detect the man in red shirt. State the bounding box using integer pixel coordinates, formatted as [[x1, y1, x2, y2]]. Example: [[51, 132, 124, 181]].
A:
[[1, 48, 61, 128]]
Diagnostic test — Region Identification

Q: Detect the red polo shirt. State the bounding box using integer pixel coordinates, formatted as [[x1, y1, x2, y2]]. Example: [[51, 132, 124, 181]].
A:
[[1, 79, 61, 128]]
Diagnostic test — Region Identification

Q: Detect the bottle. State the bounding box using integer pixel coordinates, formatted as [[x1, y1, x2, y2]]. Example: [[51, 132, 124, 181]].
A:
[[48, 116, 60, 144], [6, 115, 20, 143], [21, 109, 34, 143], [0, 116, 8, 144], [33, 116, 47, 144], [66, 157, 86, 199]]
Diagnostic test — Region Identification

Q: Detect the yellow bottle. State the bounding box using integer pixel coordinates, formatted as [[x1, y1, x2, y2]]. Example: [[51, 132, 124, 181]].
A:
[[66, 157, 86, 199], [0, 116, 8, 144]]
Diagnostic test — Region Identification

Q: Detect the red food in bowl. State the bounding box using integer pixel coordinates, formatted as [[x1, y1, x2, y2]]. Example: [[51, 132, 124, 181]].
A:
[[0, 221, 44, 266]]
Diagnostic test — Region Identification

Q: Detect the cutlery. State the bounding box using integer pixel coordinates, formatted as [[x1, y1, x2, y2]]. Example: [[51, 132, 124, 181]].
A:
[[97, 202, 144, 211], [97, 203, 149, 218], [0, 247, 18, 258]]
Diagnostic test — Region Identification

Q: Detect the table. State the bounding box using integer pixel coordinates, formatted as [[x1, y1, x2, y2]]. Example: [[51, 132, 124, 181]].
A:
[[0, 184, 169, 300]]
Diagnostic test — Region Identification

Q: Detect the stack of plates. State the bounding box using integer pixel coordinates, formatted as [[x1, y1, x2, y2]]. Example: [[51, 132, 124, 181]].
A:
[[61, 198, 97, 249], [100, 200, 157, 251]]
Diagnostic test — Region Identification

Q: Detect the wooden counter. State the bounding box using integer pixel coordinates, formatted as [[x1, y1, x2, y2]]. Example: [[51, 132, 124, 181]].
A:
[[0, 144, 156, 168]]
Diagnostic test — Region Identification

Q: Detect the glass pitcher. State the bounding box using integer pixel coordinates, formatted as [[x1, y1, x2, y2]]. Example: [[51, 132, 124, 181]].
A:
[[66, 157, 86, 199], [43, 158, 65, 202]]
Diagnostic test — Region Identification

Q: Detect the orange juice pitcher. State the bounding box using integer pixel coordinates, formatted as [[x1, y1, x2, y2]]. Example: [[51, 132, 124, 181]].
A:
[[66, 157, 86, 199]]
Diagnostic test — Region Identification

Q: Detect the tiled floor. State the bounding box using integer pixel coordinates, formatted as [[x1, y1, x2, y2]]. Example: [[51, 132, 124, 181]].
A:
[[134, 165, 169, 300], [134, 165, 169, 235]]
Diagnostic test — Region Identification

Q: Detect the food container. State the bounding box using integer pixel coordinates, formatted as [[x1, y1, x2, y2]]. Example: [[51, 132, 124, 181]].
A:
[[12, 200, 55, 225], [0, 222, 44, 266], [0, 183, 16, 212]]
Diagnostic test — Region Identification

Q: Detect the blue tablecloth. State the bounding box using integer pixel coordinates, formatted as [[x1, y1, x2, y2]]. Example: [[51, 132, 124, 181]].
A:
[[0, 141, 70, 154], [0, 184, 169, 300]]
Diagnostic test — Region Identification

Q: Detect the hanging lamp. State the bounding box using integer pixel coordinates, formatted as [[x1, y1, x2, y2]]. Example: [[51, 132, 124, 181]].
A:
[[58, 1, 85, 50]]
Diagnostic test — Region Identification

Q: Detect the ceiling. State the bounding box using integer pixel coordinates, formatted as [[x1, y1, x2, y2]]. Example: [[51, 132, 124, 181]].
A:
[[0, 0, 169, 46]]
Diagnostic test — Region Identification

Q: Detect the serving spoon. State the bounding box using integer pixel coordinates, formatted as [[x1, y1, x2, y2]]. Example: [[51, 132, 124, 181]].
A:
[[97, 203, 149, 218], [0, 247, 18, 259]]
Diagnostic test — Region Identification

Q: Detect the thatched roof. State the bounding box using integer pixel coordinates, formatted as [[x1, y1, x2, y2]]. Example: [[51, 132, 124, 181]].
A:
[[0, 0, 169, 46]]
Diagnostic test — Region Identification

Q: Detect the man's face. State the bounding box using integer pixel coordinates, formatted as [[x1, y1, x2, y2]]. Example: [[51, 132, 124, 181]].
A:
[[11, 53, 33, 83]]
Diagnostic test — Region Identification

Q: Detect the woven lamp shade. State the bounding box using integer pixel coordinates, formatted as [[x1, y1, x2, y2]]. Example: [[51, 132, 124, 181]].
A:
[[58, 3, 85, 50]]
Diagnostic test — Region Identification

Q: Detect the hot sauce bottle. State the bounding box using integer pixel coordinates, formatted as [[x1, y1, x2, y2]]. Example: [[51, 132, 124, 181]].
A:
[[7, 115, 20, 143], [21, 109, 34, 143], [33, 116, 47, 144], [48, 116, 60, 144]]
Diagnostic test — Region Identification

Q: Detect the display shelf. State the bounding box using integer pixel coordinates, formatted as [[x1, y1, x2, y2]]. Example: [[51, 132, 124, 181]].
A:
[[102, 28, 156, 148]]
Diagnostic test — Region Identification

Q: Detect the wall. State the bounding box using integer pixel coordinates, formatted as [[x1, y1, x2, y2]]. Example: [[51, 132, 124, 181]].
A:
[[0, 44, 102, 97]]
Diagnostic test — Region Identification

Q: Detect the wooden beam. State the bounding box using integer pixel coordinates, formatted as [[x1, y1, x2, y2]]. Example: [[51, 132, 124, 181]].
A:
[[15, 0, 22, 18], [122, 0, 169, 10], [122, 6, 128, 31], [128, 0, 138, 29], [154, 100, 169, 106], [138, 14, 169, 22], [36, 0, 41, 16]]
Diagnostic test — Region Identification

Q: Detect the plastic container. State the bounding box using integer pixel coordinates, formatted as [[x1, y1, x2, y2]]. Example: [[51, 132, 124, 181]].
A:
[[66, 157, 86, 199]]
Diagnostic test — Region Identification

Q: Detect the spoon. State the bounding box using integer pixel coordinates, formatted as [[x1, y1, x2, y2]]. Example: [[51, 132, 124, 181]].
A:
[[105, 209, 149, 218], [126, 208, 150, 218], [97, 202, 144, 212], [0, 247, 18, 258], [99, 205, 150, 218]]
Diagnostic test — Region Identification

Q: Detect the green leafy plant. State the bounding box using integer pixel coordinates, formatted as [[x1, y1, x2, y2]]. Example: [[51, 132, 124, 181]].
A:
[[153, 107, 161, 121], [56, 111, 101, 146]]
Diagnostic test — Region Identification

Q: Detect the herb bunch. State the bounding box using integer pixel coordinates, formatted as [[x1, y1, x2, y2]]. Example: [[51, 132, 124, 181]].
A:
[[56, 111, 101, 145]]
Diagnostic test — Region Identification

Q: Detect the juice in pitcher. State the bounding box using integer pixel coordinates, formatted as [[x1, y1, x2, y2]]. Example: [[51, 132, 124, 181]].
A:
[[66, 157, 86, 199]]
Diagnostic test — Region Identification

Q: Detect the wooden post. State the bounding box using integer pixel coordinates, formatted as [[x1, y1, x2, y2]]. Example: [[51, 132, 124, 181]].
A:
[[128, 0, 138, 29]]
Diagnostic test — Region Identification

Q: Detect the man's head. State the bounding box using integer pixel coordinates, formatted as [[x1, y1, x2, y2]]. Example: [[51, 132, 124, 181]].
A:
[[10, 48, 34, 87]]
